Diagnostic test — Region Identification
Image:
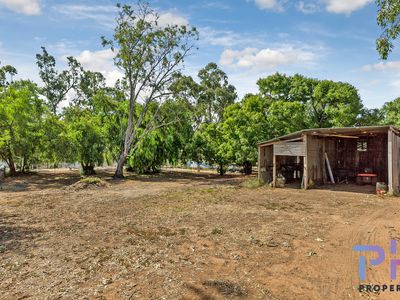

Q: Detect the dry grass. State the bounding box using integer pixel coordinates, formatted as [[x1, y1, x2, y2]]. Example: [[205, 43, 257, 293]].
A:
[[0, 168, 398, 299]]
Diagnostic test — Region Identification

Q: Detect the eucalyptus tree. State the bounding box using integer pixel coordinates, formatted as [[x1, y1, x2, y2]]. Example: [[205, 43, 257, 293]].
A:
[[0, 80, 45, 175], [0, 63, 17, 89], [102, 2, 198, 178], [197, 62, 237, 123], [257, 73, 363, 128], [376, 0, 400, 59], [127, 98, 194, 173], [381, 97, 400, 125], [36, 47, 82, 114], [64, 70, 109, 175]]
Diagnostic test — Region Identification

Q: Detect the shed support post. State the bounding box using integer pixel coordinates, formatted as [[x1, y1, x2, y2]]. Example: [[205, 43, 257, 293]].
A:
[[273, 155, 277, 187], [322, 138, 327, 184], [303, 134, 308, 190], [258, 145, 261, 182], [388, 130, 394, 195]]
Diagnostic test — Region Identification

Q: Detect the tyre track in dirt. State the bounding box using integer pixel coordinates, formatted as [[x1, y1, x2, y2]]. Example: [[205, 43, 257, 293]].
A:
[[322, 205, 400, 300]]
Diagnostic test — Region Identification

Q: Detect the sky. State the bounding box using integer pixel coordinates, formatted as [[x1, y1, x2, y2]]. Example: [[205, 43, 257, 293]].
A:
[[0, 0, 399, 108]]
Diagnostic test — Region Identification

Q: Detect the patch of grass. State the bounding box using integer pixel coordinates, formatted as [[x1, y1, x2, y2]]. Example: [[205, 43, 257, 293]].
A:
[[211, 227, 223, 235], [202, 187, 216, 193], [240, 178, 262, 189], [0, 245, 5, 253], [178, 228, 187, 235], [266, 202, 281, 210], [66, 177, 109, 190], [258, 202, 281, 210], [80, 177, 103, 184], [203, 280, 247, 297], [129, 226, 177, 241]]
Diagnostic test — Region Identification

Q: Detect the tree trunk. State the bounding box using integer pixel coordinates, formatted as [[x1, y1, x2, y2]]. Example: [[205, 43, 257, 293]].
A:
[[7, 157, 16, 176], [114, 151, 127, 178], [21, 156, 29, 173], [114, 102, 134, 178], [81, 164, 96, 176], [218, 163, 225, 176], [243, 161, 253, 175]]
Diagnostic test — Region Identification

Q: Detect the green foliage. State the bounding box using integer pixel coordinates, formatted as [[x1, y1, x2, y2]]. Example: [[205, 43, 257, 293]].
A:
[[101, 1, 199, 178], [39, 115, 76, 165], [170, 63, 237, 175], [194, 122, 232, 175], [222, 95, 267, 167], [127, 98, 194, 173], [36, 47, 82, 114], [197, 63, 237, 123], [381, 97, 400, 125], [0, 63, 17, 88], [357, 108, 384, 126], [79, 177, 103, 184], [68, 111, 105, 170], [268, 100, 306, 136], [240, 178, 262, 189], [220, 73, 363, 171], [376, 0, 400, 59], [0, 80, 46, 174], [0, 7, 384, 180], [257, 72, 362, 128], [308, 80, 362, 128]]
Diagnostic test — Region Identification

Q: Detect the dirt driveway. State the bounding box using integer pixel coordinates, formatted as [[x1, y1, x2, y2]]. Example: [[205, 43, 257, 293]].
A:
[[0, 169, 399, 299]]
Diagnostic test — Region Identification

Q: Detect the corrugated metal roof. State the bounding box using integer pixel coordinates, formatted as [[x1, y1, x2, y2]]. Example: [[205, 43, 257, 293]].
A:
[[258, 125, 400, 146]]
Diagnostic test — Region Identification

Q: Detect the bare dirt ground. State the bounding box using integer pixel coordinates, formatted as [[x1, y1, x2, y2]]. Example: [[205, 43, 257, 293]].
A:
[[1, 168, 400, 300]]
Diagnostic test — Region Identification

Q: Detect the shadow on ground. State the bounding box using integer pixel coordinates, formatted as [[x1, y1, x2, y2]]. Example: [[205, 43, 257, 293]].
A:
[[0, 168, 248, 193], [0, 213, 42, 252]]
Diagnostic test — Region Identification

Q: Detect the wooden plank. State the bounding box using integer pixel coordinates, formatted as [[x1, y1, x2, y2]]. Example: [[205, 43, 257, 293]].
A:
[[311, 133, 359, 139], [273, 142, 306, 157], [325, 152, 335, 184]]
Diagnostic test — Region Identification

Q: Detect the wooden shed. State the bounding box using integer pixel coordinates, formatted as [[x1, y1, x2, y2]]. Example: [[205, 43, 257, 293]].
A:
[[258, 126, 400, 194]]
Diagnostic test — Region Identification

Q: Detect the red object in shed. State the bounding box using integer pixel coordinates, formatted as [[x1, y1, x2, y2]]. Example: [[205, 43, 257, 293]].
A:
[[356, 173, 378, 185]]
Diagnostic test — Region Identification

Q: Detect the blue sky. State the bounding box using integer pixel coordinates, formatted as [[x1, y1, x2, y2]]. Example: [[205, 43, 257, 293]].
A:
[[0, 0, 398, 108]]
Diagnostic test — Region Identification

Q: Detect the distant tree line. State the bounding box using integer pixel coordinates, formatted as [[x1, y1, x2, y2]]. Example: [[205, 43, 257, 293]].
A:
[[1, 1, 400, 177]]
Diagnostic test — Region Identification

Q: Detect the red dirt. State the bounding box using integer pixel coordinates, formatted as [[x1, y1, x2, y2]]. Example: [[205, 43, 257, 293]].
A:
[[0, 168, 399, 299]]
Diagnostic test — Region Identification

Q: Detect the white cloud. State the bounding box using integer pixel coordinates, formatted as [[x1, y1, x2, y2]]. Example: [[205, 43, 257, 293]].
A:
[[53, 5, 117, 28], [157, 12, 189, 27], [219, 46, 316, 69], [295, 0, 372, 15], [0, 0, 41, 15], [200, 28, 241, 47], [297, 1, 320, 14], [362, 61, 400, 72], [252, 0, 284, 12], [324, 0, 372, 14], [74, 49, 123, 86], [196, 2, 231, 10], [53, 4, 189, 28], [199, 27, 269, 48], [75, 49, 114, 70], [390, 79, 400, 93]]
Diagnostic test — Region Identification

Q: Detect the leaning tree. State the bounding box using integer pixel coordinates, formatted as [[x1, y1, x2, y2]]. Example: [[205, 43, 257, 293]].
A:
[[102, 2, 198, 178]]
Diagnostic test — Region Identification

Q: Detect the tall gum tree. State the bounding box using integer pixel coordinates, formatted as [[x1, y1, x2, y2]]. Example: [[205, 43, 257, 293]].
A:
[[36, 47, 82, 114], [102, 2, 198, 178]]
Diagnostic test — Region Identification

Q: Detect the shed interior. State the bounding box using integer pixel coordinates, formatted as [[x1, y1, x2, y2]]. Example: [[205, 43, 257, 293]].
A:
[[305, 133, 388, 186], [258, 127, 400, 192]]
